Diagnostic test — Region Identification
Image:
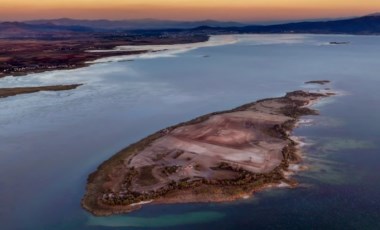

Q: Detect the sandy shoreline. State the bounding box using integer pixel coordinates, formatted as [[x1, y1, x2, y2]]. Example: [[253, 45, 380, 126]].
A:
[[82, 86, 333, 216]]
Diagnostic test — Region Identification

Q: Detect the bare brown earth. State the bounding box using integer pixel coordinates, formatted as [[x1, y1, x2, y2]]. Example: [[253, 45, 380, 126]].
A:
[[0, 84, 82, 98], [82, 89, 332, 216]]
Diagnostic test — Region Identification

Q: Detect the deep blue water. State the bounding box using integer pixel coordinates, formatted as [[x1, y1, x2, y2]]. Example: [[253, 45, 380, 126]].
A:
[[0, 35, 379, 229]]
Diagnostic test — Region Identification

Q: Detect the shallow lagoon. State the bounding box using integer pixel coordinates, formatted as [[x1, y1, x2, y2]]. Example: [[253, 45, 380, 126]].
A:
[[1, 34, 380, 229]]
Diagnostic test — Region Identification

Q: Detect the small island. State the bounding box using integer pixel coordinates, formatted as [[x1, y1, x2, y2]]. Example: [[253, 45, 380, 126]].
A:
[[82, 88, 332, 216], [329, 42, 350, 45], [305, 80, 331, 85]]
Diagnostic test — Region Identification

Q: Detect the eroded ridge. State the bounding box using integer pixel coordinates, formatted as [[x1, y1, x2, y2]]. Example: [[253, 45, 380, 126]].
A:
[[82, 90, 331, 216]]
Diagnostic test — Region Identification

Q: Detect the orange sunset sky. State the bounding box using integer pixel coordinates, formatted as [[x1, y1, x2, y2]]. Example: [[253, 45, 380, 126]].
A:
[[1, 0, 380, 21]]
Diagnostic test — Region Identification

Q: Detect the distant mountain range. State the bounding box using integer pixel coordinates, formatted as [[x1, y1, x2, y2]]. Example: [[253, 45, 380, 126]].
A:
[[25, 18, 247, 30], [0, 21, 95, 39], [207, 13, 380, 34], [1, 13, 380, 39]]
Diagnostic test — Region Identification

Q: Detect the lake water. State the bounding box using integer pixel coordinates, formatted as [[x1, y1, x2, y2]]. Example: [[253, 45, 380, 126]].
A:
[[1, 34, 380, 229]]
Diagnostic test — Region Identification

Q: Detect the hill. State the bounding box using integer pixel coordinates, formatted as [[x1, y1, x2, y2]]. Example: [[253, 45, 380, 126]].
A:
[[2, 13, 380, 39], [25, 18, 246, 30], [195, 14, 380, 34]]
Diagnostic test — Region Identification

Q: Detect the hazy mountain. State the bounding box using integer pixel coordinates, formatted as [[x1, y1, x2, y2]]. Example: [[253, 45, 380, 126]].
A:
[[26, 18, 247, 30], [196, 13, 380, 34], [250, 13, 380, 34], [2, 13, 380, 39], [0, 21, 94, 38]]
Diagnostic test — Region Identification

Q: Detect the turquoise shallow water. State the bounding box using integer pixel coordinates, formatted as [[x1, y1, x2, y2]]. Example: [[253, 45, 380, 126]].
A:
[[0, 34, 380, 229]]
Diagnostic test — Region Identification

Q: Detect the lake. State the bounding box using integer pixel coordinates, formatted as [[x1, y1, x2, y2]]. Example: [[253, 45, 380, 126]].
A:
[[1, 34, 380, 229]]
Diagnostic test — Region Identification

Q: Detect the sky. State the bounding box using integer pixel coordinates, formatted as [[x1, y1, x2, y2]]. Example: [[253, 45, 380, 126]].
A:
[[1, 0, 380, 22]]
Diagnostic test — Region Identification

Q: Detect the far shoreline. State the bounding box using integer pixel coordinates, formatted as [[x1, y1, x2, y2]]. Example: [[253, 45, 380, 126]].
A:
[[0, 33, 360, 81], [0, 35, 210, 80], [0, 35, 213, 100]]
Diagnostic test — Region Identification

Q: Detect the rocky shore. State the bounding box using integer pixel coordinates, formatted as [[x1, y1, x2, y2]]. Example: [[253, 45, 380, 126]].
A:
[[82, 88, 332, 216]]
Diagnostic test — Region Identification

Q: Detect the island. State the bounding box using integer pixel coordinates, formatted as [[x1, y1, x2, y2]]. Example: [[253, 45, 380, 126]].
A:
[[329, 42, 350, 45], [0, 84, 82, 98], [82, 88, 332, 216], [305, 80, 331, 85]]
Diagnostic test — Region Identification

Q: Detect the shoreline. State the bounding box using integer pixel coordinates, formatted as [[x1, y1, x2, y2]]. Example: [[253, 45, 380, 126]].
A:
[[0, 36, 211, 100], [0, 50, 148, 79], [0, 36, 209, 79], [82, 87, 333, 216], [0, 84, 83, 99]]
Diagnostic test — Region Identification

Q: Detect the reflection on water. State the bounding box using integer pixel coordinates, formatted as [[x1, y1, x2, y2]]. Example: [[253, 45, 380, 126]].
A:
[[1, 34, 380, 229], [87, 211, 225, 227]]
